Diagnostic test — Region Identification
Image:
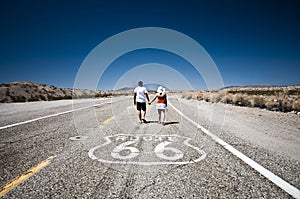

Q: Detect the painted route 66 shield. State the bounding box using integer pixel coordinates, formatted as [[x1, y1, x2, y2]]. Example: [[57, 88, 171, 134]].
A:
[[88, 134, 206, 165]]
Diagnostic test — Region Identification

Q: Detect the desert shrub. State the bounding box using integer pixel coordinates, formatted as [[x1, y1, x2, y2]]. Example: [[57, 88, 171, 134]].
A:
[[281, 99, 293, 112], [178, 86, 299, 113], [230, 94, 251, 106], [79, 94, 95, 98], [236, 94, 246, 106], [195, 92, 204, 100], [0, 98, 9, 103], [241, 95, 251, 106], [6, 88, 10, 96], [202, 92, 211, 102], [265, 97, 280, 111], [39, 95, 47, 101], [220, 93, 233, 104], [209, 92, 222, 103], [292, 100, 300, 111], [249, 96, 265, 108], [95, 93, 111, 98], [232, 94, 242, 106], [47, 95, 69, 100], [63, 95, 72, 99], [46, 94, 52, 100], [11, 96, 27, 102], [182, 92, 193, 100], [287, 89, 299, 95], [268, 100, 292, 112], [28, 95, 40, 102], [228, 89, 277, 96], [41, 88, 47, 93], [270, 93, 294, 112]]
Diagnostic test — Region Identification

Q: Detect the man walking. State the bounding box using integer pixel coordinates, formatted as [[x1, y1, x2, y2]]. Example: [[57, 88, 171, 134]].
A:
[[134, 81, 150, 123]]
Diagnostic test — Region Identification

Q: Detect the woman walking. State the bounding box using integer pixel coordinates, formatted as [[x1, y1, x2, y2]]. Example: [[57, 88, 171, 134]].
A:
[[149, 86, 167, 125]]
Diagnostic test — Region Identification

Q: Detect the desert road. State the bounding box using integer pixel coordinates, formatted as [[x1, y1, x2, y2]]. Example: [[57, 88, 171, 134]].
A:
[[0, 95, 300, 198]]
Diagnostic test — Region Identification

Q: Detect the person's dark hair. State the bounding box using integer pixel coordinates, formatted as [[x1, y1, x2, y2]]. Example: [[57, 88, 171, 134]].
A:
[[138, 81, 143, 86]]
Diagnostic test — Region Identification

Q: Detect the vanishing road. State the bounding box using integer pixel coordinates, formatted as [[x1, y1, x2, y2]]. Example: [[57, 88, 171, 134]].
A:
[[0, 96, 299, 198]]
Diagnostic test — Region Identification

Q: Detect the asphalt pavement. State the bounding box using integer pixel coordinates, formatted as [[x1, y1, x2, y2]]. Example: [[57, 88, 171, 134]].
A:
[[0, 96, 299, 198]]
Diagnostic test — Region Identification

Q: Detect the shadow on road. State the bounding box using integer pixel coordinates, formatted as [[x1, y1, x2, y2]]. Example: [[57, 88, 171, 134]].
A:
[[163, 121, 179, 125], [143, 120, 179, 125]]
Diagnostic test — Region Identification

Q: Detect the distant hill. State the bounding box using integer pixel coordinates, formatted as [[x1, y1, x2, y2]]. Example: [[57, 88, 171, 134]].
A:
[[116, 87, 134, 91], [115, 87, 134, 94], [144, 83, 170, 92], [0, 81, 114, 103]]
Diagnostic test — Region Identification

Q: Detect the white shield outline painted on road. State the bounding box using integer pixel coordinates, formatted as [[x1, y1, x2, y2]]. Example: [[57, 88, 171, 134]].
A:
[[88, 134, 206, 165]]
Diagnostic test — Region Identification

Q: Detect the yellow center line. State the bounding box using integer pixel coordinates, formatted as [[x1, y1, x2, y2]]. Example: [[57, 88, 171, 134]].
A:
[[0, 156, 56, 198], [100, 116, 115, 125]]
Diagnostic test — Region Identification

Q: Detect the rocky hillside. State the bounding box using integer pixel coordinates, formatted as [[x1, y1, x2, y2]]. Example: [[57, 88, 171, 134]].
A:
[[0, 81, 114, 103], [182, 85, 300, 113]]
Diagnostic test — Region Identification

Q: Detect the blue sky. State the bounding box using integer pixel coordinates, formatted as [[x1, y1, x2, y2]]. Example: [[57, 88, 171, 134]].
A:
[[0, 0, 299, 90]]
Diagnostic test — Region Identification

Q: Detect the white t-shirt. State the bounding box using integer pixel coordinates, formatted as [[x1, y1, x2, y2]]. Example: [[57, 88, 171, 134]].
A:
[[134, 86, 148, 103]]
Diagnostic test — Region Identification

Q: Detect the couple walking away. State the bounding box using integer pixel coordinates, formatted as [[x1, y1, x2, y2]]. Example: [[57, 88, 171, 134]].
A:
[[133, 81, 167, 125]]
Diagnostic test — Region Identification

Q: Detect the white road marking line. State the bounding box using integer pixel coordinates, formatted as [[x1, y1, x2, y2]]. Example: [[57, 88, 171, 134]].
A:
[[0, 101, 111, 130], [169, 101, 300, 199]]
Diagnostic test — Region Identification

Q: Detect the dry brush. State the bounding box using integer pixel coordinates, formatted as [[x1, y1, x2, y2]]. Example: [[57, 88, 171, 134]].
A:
[[182, 86, 300, 113]]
